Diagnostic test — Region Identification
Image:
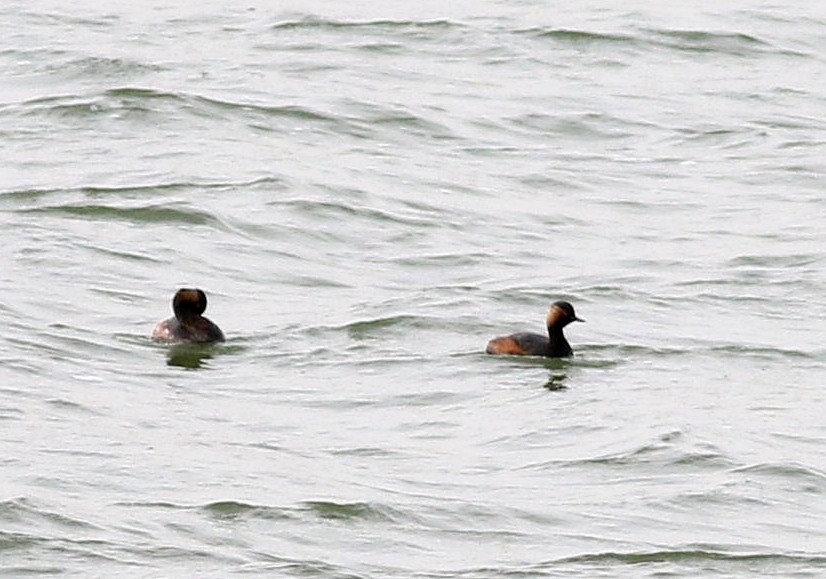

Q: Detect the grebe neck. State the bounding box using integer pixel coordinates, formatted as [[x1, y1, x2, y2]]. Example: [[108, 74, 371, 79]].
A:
[[546, 325, 573, 357]]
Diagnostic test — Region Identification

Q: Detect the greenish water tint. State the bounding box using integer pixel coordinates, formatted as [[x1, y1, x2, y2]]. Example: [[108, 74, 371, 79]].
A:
[[1, 0, 825, 577]]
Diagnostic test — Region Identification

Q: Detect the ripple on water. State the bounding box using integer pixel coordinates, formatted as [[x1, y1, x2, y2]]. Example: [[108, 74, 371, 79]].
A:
[[18, 202, 224, 228]]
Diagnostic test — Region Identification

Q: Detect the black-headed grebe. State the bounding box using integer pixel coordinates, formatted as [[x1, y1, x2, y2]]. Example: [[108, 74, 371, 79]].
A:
[[486, 301, 583, 357], [152, 288, 225, 344]]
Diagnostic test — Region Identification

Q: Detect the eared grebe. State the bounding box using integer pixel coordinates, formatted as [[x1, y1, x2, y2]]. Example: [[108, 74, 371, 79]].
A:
[[152, 288, 225, 344], [486, 301, 583, 357]]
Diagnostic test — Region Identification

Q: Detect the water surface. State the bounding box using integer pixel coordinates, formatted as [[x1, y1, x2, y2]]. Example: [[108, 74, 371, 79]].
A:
[[1, 1, 825, 577]]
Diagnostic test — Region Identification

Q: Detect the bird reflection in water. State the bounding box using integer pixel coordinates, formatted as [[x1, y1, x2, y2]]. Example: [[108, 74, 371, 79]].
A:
[[544, 373, 568, 391], [165, 344, 216, 369]]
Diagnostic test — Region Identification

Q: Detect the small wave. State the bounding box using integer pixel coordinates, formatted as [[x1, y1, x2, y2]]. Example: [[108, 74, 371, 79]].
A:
[[18, 203, 224, 228], [728, 253, 823, 268], [300, 500, 404, 523], [44, 398, 102, 415], [550, 548, 826, 566], [328, 446, 402, 458], [340, 314, 422, 336], [519, 28, 638, 46], [703, 343, 818, 361], [296, 313, 462, 344], [16, 9, 116, 29], [10, 88, 184, 119], [271, 16, 459, 34], [196, 499, 408, 524], [269, 198, 444, 228], [520, 431, 734, 471], [9, 86, 347, 134], [102, 88, 344, 129], [0, 497, 99, 530], [510, 112, 636, 140], [519, 25, 803, 58], [733, 462, 826, 486], [0, 177, 286, 202], [0, 405, 24, 422], [86, 245, 165, 264], [411, 545, 813, 577], [49, 56, 163, 78], [14, 86, 457, 141], [200, 501, 294, 521], [113, 501, 185, 510], [644, 28, 781, 56], [583, 342, 818, 363], [242, 556, 369, 578], [386, 252, 488, 267], [119, 499, 295, 524]]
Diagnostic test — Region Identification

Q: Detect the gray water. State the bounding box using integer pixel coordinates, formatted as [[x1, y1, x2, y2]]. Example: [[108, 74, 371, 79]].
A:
[[2, 1, 825, 577]]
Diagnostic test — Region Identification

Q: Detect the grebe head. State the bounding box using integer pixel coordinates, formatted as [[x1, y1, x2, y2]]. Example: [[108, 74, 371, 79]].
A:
[[172, 288, 207, 320], [546, 300, 584, 329]]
